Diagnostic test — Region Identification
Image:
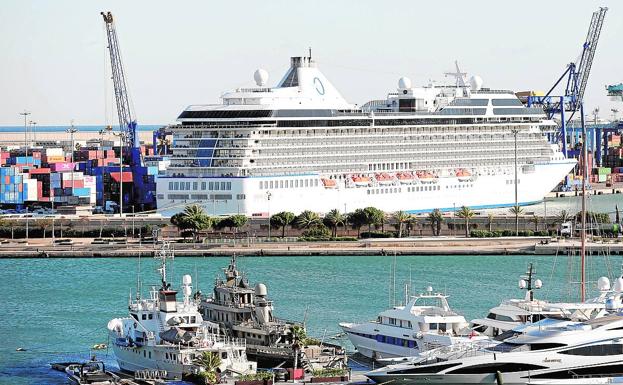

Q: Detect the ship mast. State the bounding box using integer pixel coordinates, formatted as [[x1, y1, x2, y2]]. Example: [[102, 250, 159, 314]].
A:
[[580, 104, 587, 302], [155, 241, 174, 289]]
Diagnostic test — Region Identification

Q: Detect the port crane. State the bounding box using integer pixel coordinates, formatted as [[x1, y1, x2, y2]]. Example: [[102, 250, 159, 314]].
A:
[[527, 7, 608, 157], [101, 11, 154, 212]]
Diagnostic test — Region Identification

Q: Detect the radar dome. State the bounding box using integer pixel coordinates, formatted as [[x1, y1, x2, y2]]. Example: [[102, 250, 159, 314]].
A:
[[182, 274, 192, 285], [598, 276, 611, 291], [254, 69, 269, 87], [534, 279, 543, 289], [470, 75, 483, 91], [519, 279, 527, 289], [426, 286, 433, 293], [398, 77, 412, 89], [614, 278, 623, 292], [255, 283, 267, 296]]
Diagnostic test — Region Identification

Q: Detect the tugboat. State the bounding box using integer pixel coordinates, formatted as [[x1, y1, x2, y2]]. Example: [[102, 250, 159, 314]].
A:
[[200, 256, 347, 370], [107, 243, 257, 381]]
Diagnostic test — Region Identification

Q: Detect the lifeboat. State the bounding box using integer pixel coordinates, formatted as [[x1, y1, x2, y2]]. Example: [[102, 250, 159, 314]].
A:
[[455, 168, 472, 182], [416, 171, 437, 184], [351, 175, 372, 187], [321, 178, 338, 189], [375, 173, 395, 186], [396, 172, 415, 184]]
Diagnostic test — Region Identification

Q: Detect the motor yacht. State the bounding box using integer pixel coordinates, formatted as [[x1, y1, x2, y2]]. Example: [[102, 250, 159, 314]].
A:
[[340, 287, 481, 360], [366, 314, 623, 385]]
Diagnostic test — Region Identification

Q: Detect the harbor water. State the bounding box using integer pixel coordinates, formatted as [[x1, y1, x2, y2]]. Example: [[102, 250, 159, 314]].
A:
[[1, 254, 621, 384]]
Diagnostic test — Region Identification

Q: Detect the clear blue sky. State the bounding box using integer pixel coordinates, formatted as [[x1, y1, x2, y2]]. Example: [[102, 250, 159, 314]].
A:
[[1, 0, 621, 125]]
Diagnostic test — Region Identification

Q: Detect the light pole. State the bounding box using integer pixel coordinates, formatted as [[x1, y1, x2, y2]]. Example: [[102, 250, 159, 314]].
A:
[[19, 110, 30, 156], [452, 202, 456, 237], [66, 124, 78, 205], [266, 191, 272, 239], [29, 121, 37, 147], [512, 128, 519, 236]]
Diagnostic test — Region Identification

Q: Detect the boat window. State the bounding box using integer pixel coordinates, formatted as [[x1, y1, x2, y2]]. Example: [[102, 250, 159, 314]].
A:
[[142, 314, 147, 320], [429, 323, 438, 330], [448, 362, 548, 374], [559, 344, 623, 356], [389, 362, 461, 374], [529, 363, 623, 379], [221, 352, 228, 359]]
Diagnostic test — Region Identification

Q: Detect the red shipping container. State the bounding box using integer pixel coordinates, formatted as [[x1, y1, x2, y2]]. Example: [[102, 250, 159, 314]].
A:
[[106, 150, 115, 158], [4, 176, 9, 185], [29, 168, 51, 175], [18, 184, 22, 192], [62, 180, 84, 188]]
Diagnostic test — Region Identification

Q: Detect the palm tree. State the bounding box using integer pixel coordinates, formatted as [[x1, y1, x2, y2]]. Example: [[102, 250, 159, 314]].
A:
[[530, 214, 540, 232], [427, 209, 444, 236], [509, 205, 524, 235], [555, 209, 573, 225], [295, 210, 321, 229], [347, 209, 367, 238], [393, 211, 410, 238], [270, 211, 296, 238], [363, 207, 384, 233], [172, 204, 211, 242], [323, 209, 346, 238], [455, 206, 474, 237], [193, 351, 222, 385], [487, 213, 494, 232]]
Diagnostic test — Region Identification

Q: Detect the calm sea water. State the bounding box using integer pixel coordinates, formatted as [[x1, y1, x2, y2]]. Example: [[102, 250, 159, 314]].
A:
[[1, 254, 621, 384]]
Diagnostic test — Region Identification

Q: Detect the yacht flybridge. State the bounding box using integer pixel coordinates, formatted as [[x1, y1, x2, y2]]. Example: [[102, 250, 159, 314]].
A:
[[340, 287, 481, 360], [107, 243, 256, 380], [156, 54, 575, 216]]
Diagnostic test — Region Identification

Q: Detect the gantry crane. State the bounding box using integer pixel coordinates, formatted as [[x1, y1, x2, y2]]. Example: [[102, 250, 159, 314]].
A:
[[101, 11, 154, 212], [528, 7, 608, 157]]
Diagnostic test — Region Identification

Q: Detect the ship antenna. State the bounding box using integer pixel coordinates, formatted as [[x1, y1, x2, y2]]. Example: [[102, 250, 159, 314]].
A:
[[308, 47, 312, 60], [155, 241, 174, 289], [136, 251, 142, 300]]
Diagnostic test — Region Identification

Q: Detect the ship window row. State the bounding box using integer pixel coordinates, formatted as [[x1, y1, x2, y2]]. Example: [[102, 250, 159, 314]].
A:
[[446, 184, 474, 189], [168, 181, 232, 191], [375, 334, 417, 348], [259, 178, 319, 190], [140, 313, 154, 320], [506, 179, 521, 184]]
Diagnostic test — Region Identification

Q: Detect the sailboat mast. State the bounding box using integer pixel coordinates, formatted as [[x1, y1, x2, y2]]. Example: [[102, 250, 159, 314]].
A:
[[580, 103, 587, 302]]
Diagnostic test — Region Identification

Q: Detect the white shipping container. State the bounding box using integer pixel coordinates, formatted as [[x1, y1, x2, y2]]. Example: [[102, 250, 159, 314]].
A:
[[25, 179, 38, 201], [46, 148, 64, 157]]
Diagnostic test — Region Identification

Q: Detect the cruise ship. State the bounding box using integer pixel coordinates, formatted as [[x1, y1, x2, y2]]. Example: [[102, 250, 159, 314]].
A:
[[156, 54, 575, 216]]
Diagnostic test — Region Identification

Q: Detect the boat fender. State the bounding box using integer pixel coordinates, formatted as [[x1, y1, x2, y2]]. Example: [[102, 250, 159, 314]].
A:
[[495, 371, 504, 385]]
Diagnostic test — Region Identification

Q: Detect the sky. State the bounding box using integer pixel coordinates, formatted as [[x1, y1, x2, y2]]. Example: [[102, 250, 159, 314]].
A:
[[1, 0, 621, 126]]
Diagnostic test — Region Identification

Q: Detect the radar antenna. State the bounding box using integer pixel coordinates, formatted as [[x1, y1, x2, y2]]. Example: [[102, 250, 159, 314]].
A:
[[154, 241, 174, 289], [444, 60, 467, 88]]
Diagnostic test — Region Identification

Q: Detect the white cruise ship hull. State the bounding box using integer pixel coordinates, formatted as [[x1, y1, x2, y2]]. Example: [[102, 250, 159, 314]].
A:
[[157, 160, 575, 216]]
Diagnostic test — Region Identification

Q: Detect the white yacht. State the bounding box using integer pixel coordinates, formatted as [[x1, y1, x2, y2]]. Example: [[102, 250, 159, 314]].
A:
[[156, 54, 575, 216], [339, 287, 480, 360], [366, 314, 623, 385], [107, 243, 257, 381], [471, 264, 612, 337]]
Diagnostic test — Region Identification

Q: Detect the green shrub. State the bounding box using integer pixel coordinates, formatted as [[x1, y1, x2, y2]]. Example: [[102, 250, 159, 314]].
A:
[[502, 230, 514, 237], [302, 225, 331, 238], [360, 231, 395, 238], [312, 368, 347, 377]]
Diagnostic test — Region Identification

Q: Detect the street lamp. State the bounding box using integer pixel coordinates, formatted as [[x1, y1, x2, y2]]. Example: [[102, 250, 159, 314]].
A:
[[66, 124, 78, 206], [29, 121, 37, 147], [266, 191, 272, 239]]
